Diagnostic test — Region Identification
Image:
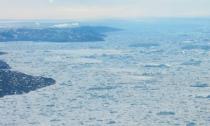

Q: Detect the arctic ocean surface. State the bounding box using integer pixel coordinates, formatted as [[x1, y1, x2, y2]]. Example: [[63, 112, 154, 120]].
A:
[[0, 19, 210, 126]]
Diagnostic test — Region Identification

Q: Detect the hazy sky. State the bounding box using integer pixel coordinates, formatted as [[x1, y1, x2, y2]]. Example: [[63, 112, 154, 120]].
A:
[[0, 0, 210, 19]]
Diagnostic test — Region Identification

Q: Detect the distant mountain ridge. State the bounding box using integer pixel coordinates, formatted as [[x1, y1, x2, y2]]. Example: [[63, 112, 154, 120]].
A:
[[0, 26, 120, 42]]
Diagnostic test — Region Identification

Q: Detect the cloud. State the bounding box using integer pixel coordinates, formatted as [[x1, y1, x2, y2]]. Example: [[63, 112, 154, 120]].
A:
[[0, 0, 210, 19]]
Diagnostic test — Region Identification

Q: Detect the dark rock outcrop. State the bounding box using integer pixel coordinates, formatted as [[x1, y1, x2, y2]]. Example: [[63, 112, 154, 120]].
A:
[[0, 52, 56, 98], [0, 70, 55, 97], [0, 60, 10, 69]]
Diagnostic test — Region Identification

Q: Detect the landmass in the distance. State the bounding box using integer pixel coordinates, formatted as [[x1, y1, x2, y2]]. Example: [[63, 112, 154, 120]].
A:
[[0, 26, 120, 42]]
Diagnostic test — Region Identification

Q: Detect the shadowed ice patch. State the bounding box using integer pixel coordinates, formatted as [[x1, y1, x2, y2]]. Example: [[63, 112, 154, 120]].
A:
[[181, 59, 201, 66], [130, 43, 160, 48], [88, 86, 118, 91], [156, 111, 175, 116], [190, 82, 209, 88], [107, 120, 116, 124], [186, 122, 196, 126], [0, 52, 7, 55], [144, 64, 170, 68], [182, 44, 210, 51]]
